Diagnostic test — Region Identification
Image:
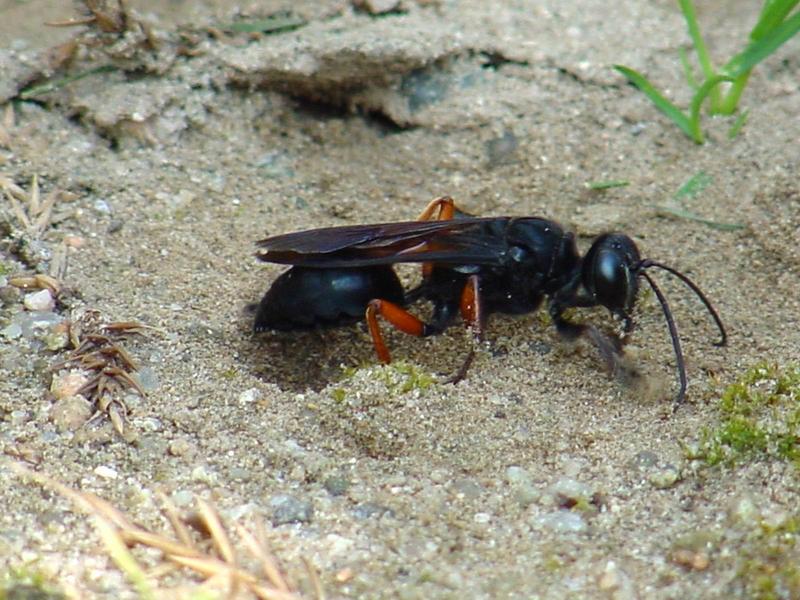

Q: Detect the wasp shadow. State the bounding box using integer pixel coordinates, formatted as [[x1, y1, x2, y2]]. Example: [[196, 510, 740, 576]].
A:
[[238, 302, 384, 392]]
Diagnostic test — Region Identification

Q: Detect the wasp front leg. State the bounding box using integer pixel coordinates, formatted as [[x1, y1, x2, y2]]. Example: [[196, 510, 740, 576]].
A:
[[548, 294, 624, 378]]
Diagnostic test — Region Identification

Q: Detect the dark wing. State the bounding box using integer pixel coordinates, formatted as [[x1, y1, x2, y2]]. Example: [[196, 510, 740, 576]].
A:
[[255, 217, 511, 267]]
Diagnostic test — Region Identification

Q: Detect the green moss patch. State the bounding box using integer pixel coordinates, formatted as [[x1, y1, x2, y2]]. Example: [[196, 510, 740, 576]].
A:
[[699, 362, 800, 466]]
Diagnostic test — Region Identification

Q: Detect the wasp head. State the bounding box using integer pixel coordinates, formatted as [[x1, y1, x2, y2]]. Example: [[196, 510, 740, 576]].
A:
[[582, 233, 642, 317], [581, 232, 727, 405]]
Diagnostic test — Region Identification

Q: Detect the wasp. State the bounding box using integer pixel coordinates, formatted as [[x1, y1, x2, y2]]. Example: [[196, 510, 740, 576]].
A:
[[253, 197, 726, 404]]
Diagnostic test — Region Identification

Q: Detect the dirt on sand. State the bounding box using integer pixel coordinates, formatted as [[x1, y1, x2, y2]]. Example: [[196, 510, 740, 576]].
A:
[[1, 1, 800, 598]]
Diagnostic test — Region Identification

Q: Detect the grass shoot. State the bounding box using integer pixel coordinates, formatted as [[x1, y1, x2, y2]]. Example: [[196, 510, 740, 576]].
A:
[[615, 0, 800, 143]]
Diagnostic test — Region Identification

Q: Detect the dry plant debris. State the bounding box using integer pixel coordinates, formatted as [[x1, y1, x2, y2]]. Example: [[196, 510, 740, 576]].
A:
[[14, 1, 166, 104], [10, 463, 318, 600], [45, 0, 158, 53], [1, 170, 78, 276], [7, 272, 62, 297], [50, 310, 150, 437], [0, 173, 65, 239]]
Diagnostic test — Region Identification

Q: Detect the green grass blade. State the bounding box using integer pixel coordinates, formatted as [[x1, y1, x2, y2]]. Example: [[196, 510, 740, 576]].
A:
[[674, 171, 712, 201], [719, 71, 751, 114], [751, 0, 800, 41], [652, 204, 745, 231], [614, 65, 695, 139], [678, 0, 717, 80], [724, 9, 800, 77], [586, 180, 630, 190], [728, 109, 750, 139], [19, 65, 117, 99], [689, 74, 734, 132]]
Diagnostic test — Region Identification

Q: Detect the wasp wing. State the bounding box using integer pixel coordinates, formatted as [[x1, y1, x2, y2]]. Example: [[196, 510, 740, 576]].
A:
[[255, 217, 511, 267]]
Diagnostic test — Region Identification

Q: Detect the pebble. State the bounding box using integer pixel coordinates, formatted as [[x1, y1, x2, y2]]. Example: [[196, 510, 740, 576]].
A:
[[238, 388, 260, 404], [94, 465, 118, 479], [505, 465, 532, 485], [649, 465, 681, 489], [63, 235, 86, 248], [324, 475, 350, 496], [23, 289, 55, 311], [168, 438, 196, 458], [352, 502, 394, 520], [43, 328, 70, 350], [229, 467, 250, 481], [138, 417, 163, 433], [0, 285, 21, 305], [1, 322, 22, 339], [256, 151, 294, 179], [172, 490, 194, 507], [191, 465, 218, 485], [505, 465, 539, 507], [544, 477, 593, 509], [671, 548, 710, 571], [11, 310, 63, 338], [429, 468, 449, 484], [325, 533, 354, 556], [533, 510, 588, 533], [473, 512, 491, 524], [270, 495, 313, 525], [335, 568, 355, 583], [627, 450, 660, 470], [93, 199, 112, 214], [354, 0, 402, 15], [597, 561, 635, 599], [9, 409, 30, 426], [224, 503, 258, 522], [726, 494, 759, 525], [50, 395, 93, 431], [452, 478, 483, 500], [51, 370, 90, 400]]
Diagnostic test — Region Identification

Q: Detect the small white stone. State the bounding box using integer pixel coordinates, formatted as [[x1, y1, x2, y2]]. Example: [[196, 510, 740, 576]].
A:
[[325, 533, 354, 555], [239, 388, 260, 404], [24, 289, 55, 311], [94, 465, 118, 480]]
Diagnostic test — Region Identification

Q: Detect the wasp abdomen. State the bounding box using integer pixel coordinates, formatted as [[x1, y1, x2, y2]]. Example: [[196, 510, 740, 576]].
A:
[[254, 266, 405, 331]]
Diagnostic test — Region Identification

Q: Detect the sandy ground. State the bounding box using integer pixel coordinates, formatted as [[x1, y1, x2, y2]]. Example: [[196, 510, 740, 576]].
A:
[[1, 1, 800, 598]]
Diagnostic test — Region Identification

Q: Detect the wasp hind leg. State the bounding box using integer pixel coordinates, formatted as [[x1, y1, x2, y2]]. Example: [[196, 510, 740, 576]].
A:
[[415, 196, 457, 222], [365, 289, 475, 382], [365, 299, 438, 364]]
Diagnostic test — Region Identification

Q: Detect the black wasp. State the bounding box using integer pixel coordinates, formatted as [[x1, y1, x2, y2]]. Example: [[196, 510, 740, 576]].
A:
[[253, 197, 726, 404]]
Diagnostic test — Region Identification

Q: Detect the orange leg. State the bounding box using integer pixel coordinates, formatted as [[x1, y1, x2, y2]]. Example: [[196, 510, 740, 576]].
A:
[[459, 275, 484, 337], [415, 196, 456, 222], [366, 299, 428, 364], [416, 196, 457, 279], [449, 275, 484, 383]]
